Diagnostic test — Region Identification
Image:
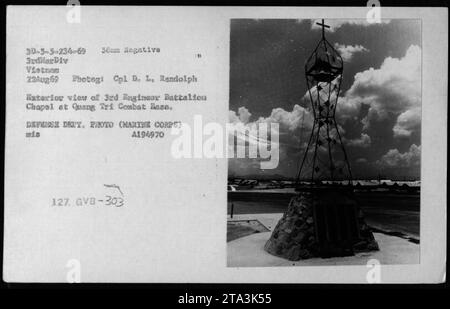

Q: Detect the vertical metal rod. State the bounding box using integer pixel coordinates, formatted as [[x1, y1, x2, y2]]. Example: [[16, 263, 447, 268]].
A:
[[295, 121, 316, 187], [334, 120, 353, 182], [325, 79, 335, 180], [310, 121, 321, 183]]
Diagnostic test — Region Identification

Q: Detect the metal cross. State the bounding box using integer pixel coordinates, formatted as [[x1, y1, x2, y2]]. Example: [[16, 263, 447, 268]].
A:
[[316, 19, 330, 39]]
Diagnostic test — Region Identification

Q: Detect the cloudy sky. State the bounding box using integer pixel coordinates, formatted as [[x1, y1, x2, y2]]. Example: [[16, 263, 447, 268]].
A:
[[229, 19, 421, 180]]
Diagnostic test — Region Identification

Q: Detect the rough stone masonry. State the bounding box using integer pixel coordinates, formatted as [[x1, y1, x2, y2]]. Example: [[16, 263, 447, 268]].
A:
[[264, 189, 379, 261]]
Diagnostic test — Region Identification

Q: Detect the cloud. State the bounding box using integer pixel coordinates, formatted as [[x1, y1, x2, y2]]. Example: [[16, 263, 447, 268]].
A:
[[356, 158, 368, 164], [337, 45, 421, 136], [229, 106, 252, 124], [229, 104, 314, 132], [311, 19, 390, 32], [228, 105, 314, 174], [334, 43, 369, 62], [228, 105, 314, 155], [376, 144, 421, 168], [228, 110, 276, 154], [255, 104, 314, 132], [346, 133, 371, 148], [393, 107, 421, 137]]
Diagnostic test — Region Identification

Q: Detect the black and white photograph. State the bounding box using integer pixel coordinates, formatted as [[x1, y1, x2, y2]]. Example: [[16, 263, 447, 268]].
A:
[[227, 18, 422, 267], [2, 4, 446, 287]]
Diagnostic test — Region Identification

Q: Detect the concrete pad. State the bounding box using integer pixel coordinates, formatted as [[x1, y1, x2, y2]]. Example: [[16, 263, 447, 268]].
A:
[[227, 213, 419, 267], [228, 213, 283, 231]]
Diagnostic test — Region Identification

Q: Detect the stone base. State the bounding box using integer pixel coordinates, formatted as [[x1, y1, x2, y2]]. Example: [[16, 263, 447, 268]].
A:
[[264, 189, 379, 261]]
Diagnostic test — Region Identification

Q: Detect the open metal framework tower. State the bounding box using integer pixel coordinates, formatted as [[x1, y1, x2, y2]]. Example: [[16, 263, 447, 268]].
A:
[[296, 20, 353, 186]]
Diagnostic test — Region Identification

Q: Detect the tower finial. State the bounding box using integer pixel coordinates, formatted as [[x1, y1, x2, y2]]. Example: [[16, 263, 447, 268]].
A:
[[316, 19, 330, 39], [297, 18, 351, 186]]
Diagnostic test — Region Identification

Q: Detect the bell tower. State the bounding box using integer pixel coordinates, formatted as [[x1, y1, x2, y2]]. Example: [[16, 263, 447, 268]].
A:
[[296, 19, 352, 186], [265, 19, 379, 261]]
